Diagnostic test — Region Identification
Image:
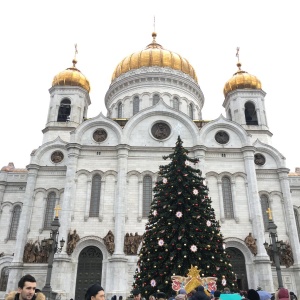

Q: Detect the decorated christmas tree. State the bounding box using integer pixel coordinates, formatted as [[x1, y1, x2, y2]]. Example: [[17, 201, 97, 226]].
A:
[[133, 136, 236, 296]]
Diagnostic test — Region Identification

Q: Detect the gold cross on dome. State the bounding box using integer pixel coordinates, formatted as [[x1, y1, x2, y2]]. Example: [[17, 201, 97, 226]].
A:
[[54, 204, 61, 218], [266, 207, 273, 220]]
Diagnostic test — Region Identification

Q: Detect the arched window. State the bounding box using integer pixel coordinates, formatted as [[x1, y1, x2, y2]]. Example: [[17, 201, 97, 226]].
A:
[[189, 103, 193, 119], [44, 192, 57, 229], [260, 195, 270, 231], [222, 177, 234, 219], [90, 175, 101, 217], [9, 205, 21, 239], [133, 96, 140, 115], [143, 175, 152, 217], [57, 99, 71, 122], [117, 103, 122, 118], [294, 208, 300, 241], [245, 102, 258, 125], [153, 94, 160, 105], [0, 267, 9, 291], [173, 97, 179, 110]]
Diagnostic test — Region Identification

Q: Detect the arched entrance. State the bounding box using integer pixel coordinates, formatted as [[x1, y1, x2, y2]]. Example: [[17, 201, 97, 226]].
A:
[[226, 247, 248, 290], [75, 246, 103, 300]]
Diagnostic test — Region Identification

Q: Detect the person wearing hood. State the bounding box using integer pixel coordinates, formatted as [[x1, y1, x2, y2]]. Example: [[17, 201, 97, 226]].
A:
[[85, 283, 105, 300], [5, 274, 45, 300], [190, 286, 210, 300], [247, 289, 260, 300], [275, 288, 290, 300]]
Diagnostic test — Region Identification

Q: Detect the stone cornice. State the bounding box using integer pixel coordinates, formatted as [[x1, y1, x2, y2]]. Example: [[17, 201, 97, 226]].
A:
[[42, 125, 77, 134]]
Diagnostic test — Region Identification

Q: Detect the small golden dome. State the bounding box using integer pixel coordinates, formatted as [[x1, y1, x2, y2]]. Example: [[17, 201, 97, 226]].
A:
[[52, 58, 90, 92], [223, 62, 261, 97], [111, 32, 198, 82]]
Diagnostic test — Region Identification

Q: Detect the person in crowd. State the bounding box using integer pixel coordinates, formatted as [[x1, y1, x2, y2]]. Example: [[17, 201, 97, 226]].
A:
[[275, 288, 290, 300], [168, 291, 177, 300], [175, 294, 187, 300], [190, 286, 210, 300], [85, 283, 105, 300], [156, 293, 167, 300], [213, 291, 221, 300], [289, 293, 297, 300], [5, 274, 45, 300], [247, 289, 260, 300], [132, 289, 142, 300]]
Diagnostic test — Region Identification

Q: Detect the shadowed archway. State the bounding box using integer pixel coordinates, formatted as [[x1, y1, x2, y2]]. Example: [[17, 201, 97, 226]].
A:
[[226, 247, 248, 290], [75, 246, 103, 300]]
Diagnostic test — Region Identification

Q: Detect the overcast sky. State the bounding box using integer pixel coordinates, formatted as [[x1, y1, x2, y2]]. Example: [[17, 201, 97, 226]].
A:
[[0, 0, 299, 171]]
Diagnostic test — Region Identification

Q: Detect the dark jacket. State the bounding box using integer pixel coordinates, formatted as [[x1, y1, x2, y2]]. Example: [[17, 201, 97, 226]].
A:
[[190, 286, 210, 300]]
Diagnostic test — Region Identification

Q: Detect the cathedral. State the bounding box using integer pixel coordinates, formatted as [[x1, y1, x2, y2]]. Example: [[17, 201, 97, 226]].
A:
[[0, 32, 300, 300]]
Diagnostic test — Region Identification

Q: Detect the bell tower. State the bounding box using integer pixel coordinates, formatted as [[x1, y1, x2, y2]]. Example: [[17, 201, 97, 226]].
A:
[[222, 49, 271, 144], [42, 47, 91, 144]]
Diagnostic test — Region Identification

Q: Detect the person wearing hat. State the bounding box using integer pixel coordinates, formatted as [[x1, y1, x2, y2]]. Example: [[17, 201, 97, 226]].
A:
[[85, 284, 105, 300], [132, 289, 141, 300]]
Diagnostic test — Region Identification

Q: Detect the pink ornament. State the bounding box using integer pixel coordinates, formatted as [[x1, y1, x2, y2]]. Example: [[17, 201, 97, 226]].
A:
[[158, 239, 164, 246], [153, 210, 157, 216], [206, 220, 212, 227], [193, 189, 199, 195], [190, 245, 198, 252], [216, 267, 220, 270], [176, 211, 183, 218], [163, 178, 168, 184], [222, 277, 226, 286], [150, 279, 156, 287]]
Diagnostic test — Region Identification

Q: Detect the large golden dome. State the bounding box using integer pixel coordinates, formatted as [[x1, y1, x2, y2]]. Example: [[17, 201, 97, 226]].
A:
[[111, 32, 198, 82], [223, 62, 261, 97], [52, 58, 90, 92]]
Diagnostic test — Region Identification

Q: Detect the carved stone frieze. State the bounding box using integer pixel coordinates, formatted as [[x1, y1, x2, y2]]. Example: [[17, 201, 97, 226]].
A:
[[124, 232, 143, 255], [103, 230, 115, 254], [23, 240, 49, 263], [66, 229, 80, 256]]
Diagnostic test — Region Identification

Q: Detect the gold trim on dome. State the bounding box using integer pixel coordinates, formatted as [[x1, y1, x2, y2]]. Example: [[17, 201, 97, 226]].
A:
[[223, 62, 261, 97], [52, 56, 90, 92], [111, 32, 198, 82]]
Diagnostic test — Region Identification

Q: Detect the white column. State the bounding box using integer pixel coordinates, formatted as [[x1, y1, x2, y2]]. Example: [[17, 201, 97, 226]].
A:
[[242, 146, 273, 291], [99, 179, 106, 221], [137, 179, 142, 222], [277, 168, 300, 296], [6, 165, 39, 291], [53, 144, 80, 295], [231, 180, 239, 223], [108, 144, 129, 295], [71, 178, 77, 220], [245, 182, 252, 222], [59, 144, 80, 244], [217, 180, 225, 222], [84, 180, 92, 221]]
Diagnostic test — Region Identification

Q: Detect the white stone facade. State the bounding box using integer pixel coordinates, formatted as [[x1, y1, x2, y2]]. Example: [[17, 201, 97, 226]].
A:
[[0, 52, 300, 300]]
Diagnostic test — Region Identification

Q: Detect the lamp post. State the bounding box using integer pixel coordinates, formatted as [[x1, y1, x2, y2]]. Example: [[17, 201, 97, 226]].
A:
[[42, 205, 65, 300], [263, 208, 284, 289]]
